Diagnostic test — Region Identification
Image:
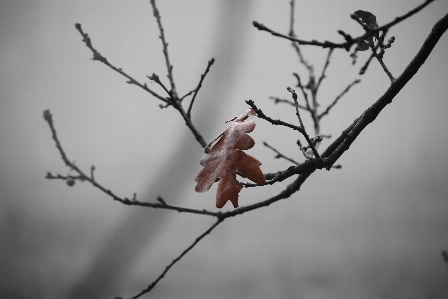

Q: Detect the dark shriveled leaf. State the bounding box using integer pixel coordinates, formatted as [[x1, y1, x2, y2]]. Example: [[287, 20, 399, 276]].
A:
[[354, 10, 380, 51]]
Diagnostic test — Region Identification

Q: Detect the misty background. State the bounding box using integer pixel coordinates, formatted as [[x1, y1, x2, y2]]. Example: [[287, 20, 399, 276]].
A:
[[1, 0, 448, 298]]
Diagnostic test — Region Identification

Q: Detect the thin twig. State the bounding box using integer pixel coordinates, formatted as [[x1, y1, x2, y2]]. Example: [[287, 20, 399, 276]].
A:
[[359, 51, 375, 75], [287, 87, 305, 128], [147, 73, 175, 102], [150, 0, 178, 99], [43, 109, 219, 217], [74, 23, 168, 104], [319, 79, 361, 119], [179, 89, 196, 101], [373, 50, 396, 82], [287, 87, 322, 160], [289, 0, 295, 36], [253, 20, 350, 50], [263, 141, 301, 165], [246, 98, 323, 165], [289, 0, 314, 73], [125, 218, 224, 299], [292, 73, 312, 111], [316, 48, 334, 91], [269, 96, 302, 108], [187, 57, 215, 118], [246, 99, 303, 132]]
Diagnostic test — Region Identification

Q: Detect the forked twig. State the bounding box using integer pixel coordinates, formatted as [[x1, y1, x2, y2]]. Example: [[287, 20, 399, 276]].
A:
[[263, 141, 301, 165], [74, 23, 168, 104], [319, 79, 361, 119], [43, 109, 219, 218], [253, 0, 434, 50], [187, 58, 215, 118]]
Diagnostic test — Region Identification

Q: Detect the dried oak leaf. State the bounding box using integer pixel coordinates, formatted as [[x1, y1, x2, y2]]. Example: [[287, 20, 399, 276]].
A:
[[195, 108, 266, 208]]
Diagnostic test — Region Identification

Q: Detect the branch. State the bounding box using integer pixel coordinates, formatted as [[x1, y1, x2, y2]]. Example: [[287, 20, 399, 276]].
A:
[[124, 218, 224, 299], [225, 168, 316, 218], [50, 6, 446, 298], [246, 98, 323, 165], [324, 11, 448, 168], [292, 73, 312, 111], [319, 79, 361, 120], [359, 50, 375, 75], [253, 0, 435, 50], [263, 141, 301, 165], [242, 9, 448, 199], [150, 0, 178, 99], [147, 73, 175, 104], [246, 99, 303, 132], [289, 0, 314, 73], [253, 20, 348, 50], [316, 48, 334, 90], [372, 48, 396, 82], [287, 87, 322, 160], [350, 0, 434, 47], [74, 23, 168, 104], [43, 109, 218, 217], [269, 96, 305, 109], [187, 57, 215, 118]]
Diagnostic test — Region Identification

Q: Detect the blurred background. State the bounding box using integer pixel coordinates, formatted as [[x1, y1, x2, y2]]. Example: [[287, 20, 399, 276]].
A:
[[1, 0, 448, 298]]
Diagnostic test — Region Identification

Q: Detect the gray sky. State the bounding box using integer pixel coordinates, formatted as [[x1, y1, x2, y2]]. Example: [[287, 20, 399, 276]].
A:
[[1, 1, 448, 298]]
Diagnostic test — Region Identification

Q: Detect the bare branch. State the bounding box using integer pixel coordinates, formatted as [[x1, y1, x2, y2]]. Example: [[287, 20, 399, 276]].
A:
[[47, 4, 446, 298], [292, 73, 312, 111], [324, 12, 448, 168], [43, 109, 218, 217], [319, 79, 361, 120], [74, 23, 168, 104], [351, 0, 434, 47], [359, 51, 375, 75], [253, 0, 435, 50], [316, 48, 334, 90], [287, 87, 321, 160], [253, 20, 348, 50], [125, 218, 224, 299], [263, 141, 301, 165], [241, 10, 448, 204], [147, 73, 174, 102], [226, 168, 316, 217], [150, 0, 178, 99], [187, 57, 215, 118], [269, 96, 300, 108], [372, 49, 396, 82], [246, 97, 323, 165], [246, 99, 303, 132], [289, 0, 314, 73]]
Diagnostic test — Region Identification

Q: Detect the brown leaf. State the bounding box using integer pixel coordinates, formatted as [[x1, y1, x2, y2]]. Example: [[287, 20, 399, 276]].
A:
[[195, 108, 266, 208]]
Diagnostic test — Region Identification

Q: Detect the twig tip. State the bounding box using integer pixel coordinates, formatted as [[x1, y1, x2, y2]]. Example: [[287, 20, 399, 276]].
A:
[[43, 109, 52, 122]]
